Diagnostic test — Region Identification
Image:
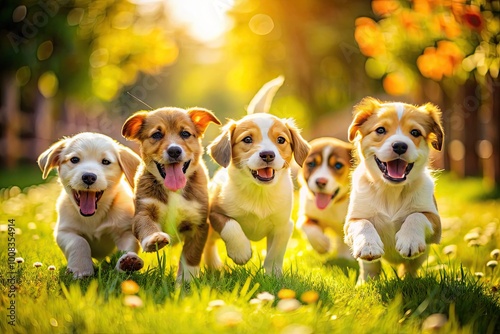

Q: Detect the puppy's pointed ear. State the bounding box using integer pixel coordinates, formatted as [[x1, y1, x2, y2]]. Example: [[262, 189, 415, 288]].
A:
[[187, 108, 221, 136], [117, 144, 141, 188], [348, 97, 380, 142], [122, 111, 148, 140], [419, 103, 444, 151], [37, 139, 67, 179], [208, 121, 235, 168], [286, 120, 310, 167]]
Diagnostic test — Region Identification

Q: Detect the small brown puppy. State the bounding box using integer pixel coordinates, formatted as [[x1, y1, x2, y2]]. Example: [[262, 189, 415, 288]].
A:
[[297, 137, 353, 257], [122, 107, 220, 282]]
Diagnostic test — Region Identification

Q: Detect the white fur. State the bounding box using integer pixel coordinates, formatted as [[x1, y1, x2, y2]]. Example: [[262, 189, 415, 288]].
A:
[[345, 107, 440, 284], [206, 116, 299, 275], [41, 133, 142, 278], [297, 144, 351, 257], [246, 116, 287, 174]]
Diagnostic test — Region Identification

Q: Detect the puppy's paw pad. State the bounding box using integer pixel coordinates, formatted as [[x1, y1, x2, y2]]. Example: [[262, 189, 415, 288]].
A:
[[395, 234, 426, 259], [116, 252, 144, 272], [142, 232, 170, 252], [226, 239, 252, 265], [353, 238, 384, 262]]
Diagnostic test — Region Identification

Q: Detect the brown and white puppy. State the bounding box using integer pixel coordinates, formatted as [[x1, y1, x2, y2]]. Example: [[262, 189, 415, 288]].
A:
[[297, 137, 353, 257], [344, 97, 443, 284], [122, 107, 220, 282], [37, 132, 143, 278], [204, 77, 310, 275]]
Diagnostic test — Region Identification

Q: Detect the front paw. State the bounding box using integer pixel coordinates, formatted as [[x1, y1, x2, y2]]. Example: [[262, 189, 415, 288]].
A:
[[226, 238, 252, 265], [352, 235, 384, 261], [116, 252, 144, 272], [395, 230, 426, 259], [141, 232, 170, 252], [302, 224, 331, 254], [67, 260, 95, 279]]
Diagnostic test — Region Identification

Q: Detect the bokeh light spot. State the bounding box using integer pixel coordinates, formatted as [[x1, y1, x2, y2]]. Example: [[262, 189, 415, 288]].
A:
[[38, 71, 59, 98], [37, 41, 54, 61], [249, 14, 274, 36]]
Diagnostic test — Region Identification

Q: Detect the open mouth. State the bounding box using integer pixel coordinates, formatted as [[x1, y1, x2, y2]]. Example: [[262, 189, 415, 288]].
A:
[[315, 188, 340, 210], [72, 190, 104, 217], [375, 156, 414, 183], [155, 160, 191, 191], [250, 167, 275, 183]]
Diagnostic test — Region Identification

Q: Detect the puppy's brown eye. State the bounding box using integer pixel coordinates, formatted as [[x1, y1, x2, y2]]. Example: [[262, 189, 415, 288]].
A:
[[152, 131, 163, 140], [70, 157, 80, 164], [410, 129, 421, 137], [334, 162, 344, 170], [180, 130, 191, 139], [102, 159, 111, 165], [277, 136, 286, 144], [243, 136, 252, 144], [376, 127, 386, 135]]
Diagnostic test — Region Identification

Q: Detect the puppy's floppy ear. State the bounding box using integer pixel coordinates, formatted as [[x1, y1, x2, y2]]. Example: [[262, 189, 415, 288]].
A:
[[208, 121, 235, 168], [37, 139, 67, 179], [187, 108, 221, 136], [348, 97, 380, 142], [117, 144, 141, 187], [122, 111, 148, 140], [286, 120, 311, 167], [419, 103, 444, 151]]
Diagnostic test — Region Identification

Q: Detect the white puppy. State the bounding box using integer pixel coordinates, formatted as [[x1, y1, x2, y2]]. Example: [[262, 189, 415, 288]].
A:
[[344, 97, 443, 284], [204, 77, 310, 275], [38, 132, 143, 278]]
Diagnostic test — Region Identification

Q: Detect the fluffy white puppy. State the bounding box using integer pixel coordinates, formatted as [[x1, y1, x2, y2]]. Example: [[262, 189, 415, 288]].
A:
[[38, 132, 143, 278]]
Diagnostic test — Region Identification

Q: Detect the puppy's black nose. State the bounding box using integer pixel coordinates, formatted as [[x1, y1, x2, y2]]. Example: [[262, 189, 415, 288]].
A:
[[82, 173, 97, 185], [392, 142, 408, 155], [260, 151, 275, 163], [167, 146, 182, 159], [315, 177, 328, 189]]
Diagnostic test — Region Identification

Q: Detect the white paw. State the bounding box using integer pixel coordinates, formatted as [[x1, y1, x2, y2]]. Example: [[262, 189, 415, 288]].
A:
[[220, 220, 252, 265], [67, 260, 94, 279], [141, 232, 170, 252], [116, 252, 144, 272], [177, 264, 200, 283], [302, 225, 330, 254], [395, 230, 426, 259], [352, 235, 384, 261]]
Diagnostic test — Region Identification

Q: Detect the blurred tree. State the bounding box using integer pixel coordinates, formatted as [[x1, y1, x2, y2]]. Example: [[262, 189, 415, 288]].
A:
[[354, 0, 500, 189], [0, 0, 178, 168], [221, 0, 376, 131]]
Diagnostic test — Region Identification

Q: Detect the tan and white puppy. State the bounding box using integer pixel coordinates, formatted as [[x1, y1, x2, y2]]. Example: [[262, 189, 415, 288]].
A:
[[297, 137, 353, 256], [344, 97, 443, 284], [122, 107, 220, 282], [37, 132, 143, 278], [204, 77, 310, 275]]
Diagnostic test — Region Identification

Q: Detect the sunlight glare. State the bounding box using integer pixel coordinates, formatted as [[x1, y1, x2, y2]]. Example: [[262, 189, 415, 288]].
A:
[[165, 0, 234, 42]]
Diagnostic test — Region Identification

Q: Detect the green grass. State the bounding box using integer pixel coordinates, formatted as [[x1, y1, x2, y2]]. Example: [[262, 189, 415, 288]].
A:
[[1, 174, 499, 333]]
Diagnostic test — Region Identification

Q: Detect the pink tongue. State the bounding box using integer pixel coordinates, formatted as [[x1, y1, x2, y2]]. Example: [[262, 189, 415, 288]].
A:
[[257, 167, 274, 179], [315, 193, 332, 210], [80, 191, 96, 216], [386, 159, 408, 179], [164, 163, 186, 191]]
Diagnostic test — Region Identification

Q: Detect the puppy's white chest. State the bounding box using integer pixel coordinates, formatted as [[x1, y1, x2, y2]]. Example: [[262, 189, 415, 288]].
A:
[[157, 193, 203, 243]]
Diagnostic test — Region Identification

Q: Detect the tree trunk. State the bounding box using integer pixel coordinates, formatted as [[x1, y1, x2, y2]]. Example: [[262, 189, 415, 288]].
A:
[[462, 78, 480, 176], [34, 92, 54, 159], [489, 76, 500, 187], [2, 72, 21, 169]]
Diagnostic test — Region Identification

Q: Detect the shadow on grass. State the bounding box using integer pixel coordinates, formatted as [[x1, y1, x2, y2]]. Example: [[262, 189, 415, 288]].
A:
[[324, 256, 359, 278]]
